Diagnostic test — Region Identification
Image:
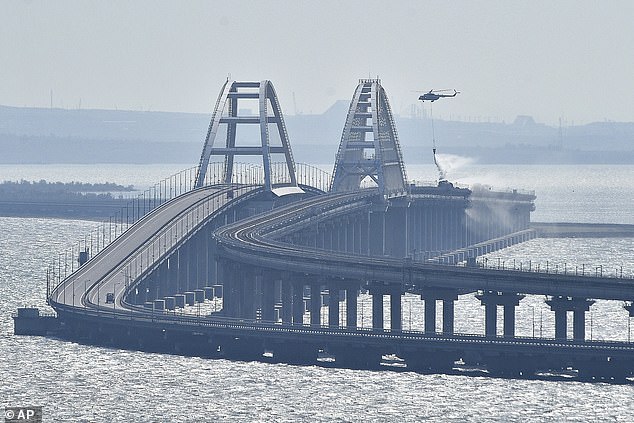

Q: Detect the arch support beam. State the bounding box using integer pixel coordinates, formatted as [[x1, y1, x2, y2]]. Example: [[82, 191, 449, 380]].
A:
[[195, 80, 302, 195]]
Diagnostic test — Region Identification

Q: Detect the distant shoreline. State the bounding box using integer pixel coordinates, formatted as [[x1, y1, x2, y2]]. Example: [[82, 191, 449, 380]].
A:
[[0, 180, 136, 220], [0, 199, 131, 221]]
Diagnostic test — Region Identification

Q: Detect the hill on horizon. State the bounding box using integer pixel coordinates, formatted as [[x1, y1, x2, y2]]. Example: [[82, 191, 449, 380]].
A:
[[1, 104, 633, 165]]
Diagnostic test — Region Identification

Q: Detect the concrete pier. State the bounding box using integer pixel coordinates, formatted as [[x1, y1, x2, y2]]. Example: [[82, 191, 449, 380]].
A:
[[546, 296, 595, 341], [477, 291, 525, 338], [310, 282, 322, 326], [164, 296, 176, 310], [421, 288, 459, 335], [174, 294, 186, 309], [328, 282, 340, 328]]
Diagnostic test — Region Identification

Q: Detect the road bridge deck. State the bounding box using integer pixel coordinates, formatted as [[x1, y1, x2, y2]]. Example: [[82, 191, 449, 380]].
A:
[[50, 184, 259, 311]]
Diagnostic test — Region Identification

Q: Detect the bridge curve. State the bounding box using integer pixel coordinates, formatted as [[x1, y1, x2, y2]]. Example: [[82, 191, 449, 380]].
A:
[[49, 184, 261, 311], [214, 190, 634, 301]]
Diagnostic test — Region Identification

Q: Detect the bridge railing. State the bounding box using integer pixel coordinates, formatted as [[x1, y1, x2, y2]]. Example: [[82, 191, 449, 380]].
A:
[[46, 163, 228, 300], [46, 161, 332, 300], [474, 257, 633, 279], [198, 162, 332, 190], [422, 253, 632, 279]]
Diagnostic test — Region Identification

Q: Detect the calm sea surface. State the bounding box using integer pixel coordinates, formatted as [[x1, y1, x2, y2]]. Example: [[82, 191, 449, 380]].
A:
[[1, 164, 633, 422]]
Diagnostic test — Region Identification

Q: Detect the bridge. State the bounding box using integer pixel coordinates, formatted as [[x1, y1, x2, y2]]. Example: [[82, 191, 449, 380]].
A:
[[26, 79, 634, 382]]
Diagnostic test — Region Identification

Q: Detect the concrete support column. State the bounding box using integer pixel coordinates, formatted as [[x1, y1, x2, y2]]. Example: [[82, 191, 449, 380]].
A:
[[188, 241, 198, 292], [368, 209, 385, 257], [484, 303, 497, 337], [503, 304, 517, 338], [157, 261, 169, 298], [573, 308, 586, 341], [315, 225, 324, 249], [554, 308, 568, 340], [546, 296, 595, 341], [384, 206, 407, 258], [333, 222, 345, 251], [281, 278, 292, 324], [231, 266, 244, 318], [310, 282, 322, 326], [207, 230, 217, 287], [261, 271, 276, 322], [328, 281, 340, 328], [241, 268, 256, 320], [225, 267, 239, 317], [422, 288, 459, 335], [166, 255, 177, 294], [360, 213, 369, 255], [424, 298, 436, 334], [443, 299, 455, 335], [196, 232, 208, 289], [324, 224, 333, 251], [371, 292, 384, 330], [346, 284, 358, 329], [292, 280, 304, 325], [217, 259, 230, 316], [346, 219, 354, 253], [187, 237, 198, 290], [477, 291, 525, 338], [390, 290, 402, 332], [178, 245, 188, 292]]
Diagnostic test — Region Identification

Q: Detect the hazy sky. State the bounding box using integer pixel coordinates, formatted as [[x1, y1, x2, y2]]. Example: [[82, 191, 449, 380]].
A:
[[2, 0, 633, 125]]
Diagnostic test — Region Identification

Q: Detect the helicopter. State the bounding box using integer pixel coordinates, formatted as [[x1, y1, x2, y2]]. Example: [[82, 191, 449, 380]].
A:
[[418, 89, 460, 102]]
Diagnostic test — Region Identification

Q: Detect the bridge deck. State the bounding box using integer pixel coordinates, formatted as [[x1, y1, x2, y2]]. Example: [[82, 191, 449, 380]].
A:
[[50, 184, 258, 310]]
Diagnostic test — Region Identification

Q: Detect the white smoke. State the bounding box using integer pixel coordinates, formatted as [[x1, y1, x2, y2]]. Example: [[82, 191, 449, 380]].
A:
[[433, 153, 475, 182]]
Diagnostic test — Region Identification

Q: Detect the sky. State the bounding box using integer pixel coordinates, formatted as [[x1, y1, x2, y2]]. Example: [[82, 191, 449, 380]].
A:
[[2, 0, 634, 125]]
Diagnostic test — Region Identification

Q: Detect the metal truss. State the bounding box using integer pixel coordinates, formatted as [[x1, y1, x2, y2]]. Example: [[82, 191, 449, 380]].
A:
[[195, 80, 301, 195], [331, 79, 408, 197]]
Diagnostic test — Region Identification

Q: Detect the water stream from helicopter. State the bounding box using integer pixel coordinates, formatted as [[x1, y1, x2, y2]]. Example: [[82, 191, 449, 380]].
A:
[[429, 103, 447, 182]]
